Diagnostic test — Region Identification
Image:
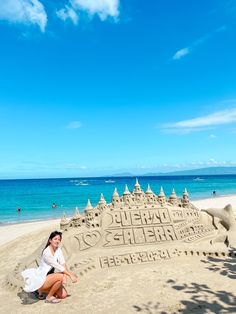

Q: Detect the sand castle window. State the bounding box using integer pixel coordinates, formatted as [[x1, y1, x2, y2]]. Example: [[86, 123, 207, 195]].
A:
[[95, 213, 98, 217]]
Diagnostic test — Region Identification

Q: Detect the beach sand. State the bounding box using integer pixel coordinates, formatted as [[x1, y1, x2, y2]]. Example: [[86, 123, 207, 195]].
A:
[[0, 219, 60, 247], [1, 194, 236, 313], [193, 194, 236, 210]]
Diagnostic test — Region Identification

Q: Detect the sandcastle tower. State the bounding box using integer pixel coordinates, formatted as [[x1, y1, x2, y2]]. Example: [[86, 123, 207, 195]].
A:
[[182, 188, 190, 207], [85, 199, 93, 211], [60, 212, 69, 230], [112, 188, 120, 208], [85, 199, 93, 226], [84, 199, 101, 228], [169, 188, 178, 205], [158, 186, 166, 206], [98, 193, 107, 212], [98, 193, 106, 205], [71, 207, 82, 227], [133, 178, 144, 202], [145, 184, 155, 203], [73, 207, 81, 219], [122, 184, 132, 204]]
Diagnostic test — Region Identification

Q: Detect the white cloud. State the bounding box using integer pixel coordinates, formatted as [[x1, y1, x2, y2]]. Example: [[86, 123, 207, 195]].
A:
[[172, 26, 226, 61], [162, 127, 212, 135], [208, 158, 218, 165], [209, 134, 217, 139], [163, 108, 236, 133], [0, 0, 47, 32], [173, 48, 190, 60], [64, 163, 87, 169], [67, 121, 82, 129], [0, 0, 120, 31], [56, 5, 78, 25], [70, 0, 119, 20]]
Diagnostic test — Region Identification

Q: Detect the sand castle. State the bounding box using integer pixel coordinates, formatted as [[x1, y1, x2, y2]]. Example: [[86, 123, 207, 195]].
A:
[[5, 179, 236, 290]]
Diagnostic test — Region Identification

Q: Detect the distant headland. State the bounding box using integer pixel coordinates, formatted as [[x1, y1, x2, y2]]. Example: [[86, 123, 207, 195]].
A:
[[111, 167, 236, 177]]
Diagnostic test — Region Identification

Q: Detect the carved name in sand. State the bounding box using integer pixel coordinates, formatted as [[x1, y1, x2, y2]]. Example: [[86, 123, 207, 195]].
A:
[[73, 205, 213, 250], [5, 179, 236, 290]]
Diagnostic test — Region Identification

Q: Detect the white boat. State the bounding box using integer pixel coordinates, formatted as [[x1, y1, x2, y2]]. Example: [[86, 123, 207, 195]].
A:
[[75, 182, 89, 186], [193, 177, 204, 181], [105, 180, 115, 183]]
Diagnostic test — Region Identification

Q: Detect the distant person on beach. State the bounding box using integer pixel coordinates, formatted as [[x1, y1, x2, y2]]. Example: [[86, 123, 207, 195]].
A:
[[16, 207, 21, 213], [52, 203, 57, 208], [213, 190, 216, 197], [21, 231, 77, 303]]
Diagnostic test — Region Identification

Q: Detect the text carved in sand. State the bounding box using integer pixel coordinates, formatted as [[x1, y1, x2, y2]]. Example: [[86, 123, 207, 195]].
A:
[[103, 225, 177, 247], [100, 249, 170, 268]]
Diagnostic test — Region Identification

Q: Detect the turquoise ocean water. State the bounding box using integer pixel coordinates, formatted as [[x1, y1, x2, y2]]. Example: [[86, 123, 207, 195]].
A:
[[1, 175, 236, 224]]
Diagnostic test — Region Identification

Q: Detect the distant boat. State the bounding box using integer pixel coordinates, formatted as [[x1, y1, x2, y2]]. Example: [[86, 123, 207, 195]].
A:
[[75, 182, 89, 186], [193, 177, 204, 181], [105, 180, 115, 183]]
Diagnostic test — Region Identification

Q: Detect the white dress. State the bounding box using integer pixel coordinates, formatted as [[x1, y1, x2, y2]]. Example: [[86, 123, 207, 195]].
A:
[[21, 246, 65, 292]]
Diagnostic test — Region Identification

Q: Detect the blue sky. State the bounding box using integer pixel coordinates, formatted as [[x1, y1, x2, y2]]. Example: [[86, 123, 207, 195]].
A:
[[0, 0, 236, 179]]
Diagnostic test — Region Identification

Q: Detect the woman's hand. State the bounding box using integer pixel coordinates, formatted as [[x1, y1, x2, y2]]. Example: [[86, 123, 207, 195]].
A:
[[63, 268, 77, 283], [70, 274, 77, 283]]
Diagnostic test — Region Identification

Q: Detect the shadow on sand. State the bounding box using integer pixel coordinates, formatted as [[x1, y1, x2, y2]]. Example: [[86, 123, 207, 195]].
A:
[[201, 250, 236, 280], [133, 280, 236, 313], [133, 253, 236, 313], [17, 289, 41, 305]]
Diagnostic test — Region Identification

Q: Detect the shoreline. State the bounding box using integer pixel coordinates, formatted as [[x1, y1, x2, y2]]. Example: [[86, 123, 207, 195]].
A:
[[0, 218, 61, 247], [0, 192, 235, 227], [0, 216, 63, 227], [0, 193, 236, 248]]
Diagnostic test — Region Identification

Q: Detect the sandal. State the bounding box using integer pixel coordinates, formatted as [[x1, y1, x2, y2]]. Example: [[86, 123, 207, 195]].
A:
[[45, 297, 61, 304]]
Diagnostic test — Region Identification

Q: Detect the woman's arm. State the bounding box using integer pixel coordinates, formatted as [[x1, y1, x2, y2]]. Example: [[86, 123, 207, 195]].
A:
[[61, 267, 77, 283], [43, 249, 77, 283], [57, 249, 77, 283]]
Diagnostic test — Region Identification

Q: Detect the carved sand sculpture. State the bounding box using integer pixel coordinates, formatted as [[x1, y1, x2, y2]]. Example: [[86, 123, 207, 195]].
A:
[[5, 179, 236, 290]]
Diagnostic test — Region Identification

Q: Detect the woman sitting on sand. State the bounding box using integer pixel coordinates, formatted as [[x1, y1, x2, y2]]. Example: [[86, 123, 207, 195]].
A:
[[21, 230, 77, 304]]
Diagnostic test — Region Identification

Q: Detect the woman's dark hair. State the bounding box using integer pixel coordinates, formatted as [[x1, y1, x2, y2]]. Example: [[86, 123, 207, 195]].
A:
[[43, 230, 62, 253]]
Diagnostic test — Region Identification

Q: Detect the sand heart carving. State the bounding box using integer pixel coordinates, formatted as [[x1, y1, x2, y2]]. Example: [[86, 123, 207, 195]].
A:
[[83, 231, 101, 247]]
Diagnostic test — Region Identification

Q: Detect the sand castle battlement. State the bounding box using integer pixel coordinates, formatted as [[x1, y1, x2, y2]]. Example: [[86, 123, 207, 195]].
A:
[[60, 179, 198, 231], [57, 179, 217, 252]]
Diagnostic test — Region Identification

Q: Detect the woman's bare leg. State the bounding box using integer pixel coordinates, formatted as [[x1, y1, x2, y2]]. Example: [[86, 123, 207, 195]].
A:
[[47, 280, 62, 298], [55, 286, 68, 299], [38, 273, 63, 297]]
